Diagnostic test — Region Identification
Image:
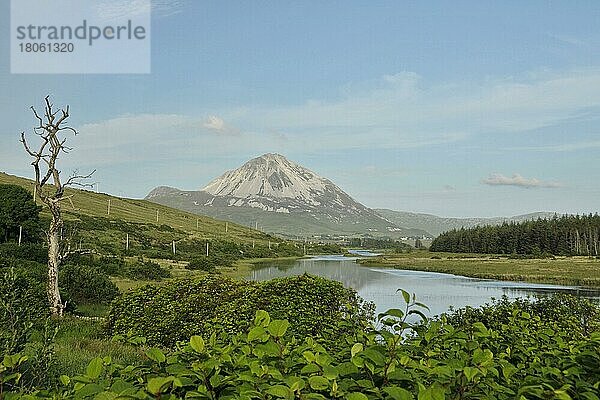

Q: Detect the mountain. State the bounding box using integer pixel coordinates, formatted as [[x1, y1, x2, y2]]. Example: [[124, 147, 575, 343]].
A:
[[146, 153, 428, 238], [375, 209, 559, 237]]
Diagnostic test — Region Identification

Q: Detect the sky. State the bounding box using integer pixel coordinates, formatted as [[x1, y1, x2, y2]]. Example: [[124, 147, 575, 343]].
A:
[[1, 0, 599, 218]]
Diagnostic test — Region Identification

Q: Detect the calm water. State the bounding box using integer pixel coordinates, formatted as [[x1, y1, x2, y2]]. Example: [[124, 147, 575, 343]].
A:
[[247, 255, 600, 317]]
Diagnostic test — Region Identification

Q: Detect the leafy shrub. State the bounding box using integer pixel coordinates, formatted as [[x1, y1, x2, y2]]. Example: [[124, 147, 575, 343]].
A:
[[0, 252, 124, 388], [0, 267, 61, 391], [59, 264, 120, 305], [98, 257, 126, 276], [0, 242, 48, 263], [6, 293, 600, 399], [220, 274, 373, 343], [107, 274, 373, 347], [64, 254, 126, 277], [107, 276, 245, 346], [158, 224, 174, 232], [123, 259, 171, 280], [443, 294, 600, 337], [186, 254, 234, 271], [0, 268, 47, 354]]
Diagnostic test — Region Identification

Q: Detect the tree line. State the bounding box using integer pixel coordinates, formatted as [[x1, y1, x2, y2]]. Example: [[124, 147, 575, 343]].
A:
[[347, 237, 412, 252], [430, 214, 600, 256]]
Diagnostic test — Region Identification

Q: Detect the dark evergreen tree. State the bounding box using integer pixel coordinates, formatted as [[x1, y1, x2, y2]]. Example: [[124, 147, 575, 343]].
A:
[[430, 214, 600, 256], [0, 184, 41, 243]]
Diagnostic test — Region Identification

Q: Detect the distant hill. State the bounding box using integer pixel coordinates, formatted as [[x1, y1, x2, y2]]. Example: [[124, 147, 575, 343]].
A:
[[146, 153, 429, 238], [375, 209, 559, 237]]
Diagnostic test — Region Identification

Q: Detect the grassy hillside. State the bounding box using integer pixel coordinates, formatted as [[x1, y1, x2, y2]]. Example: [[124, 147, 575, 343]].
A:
[[0, 171, 273, 246]]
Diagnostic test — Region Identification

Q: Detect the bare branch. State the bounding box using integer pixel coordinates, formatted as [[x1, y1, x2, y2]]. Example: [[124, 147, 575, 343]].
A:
[[30, 105, 43, 127], [20, 132, 36, 157], [64, 169, 96, 188], [58, 125, 78, 135], [59, 248, 99, 263], [55, 107, 70, 127], [55, 194, 75, 202]]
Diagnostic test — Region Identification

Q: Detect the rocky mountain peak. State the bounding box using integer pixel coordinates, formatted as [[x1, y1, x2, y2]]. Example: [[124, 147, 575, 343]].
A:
[[202, 153, 336, 203], [145, 153, 407, 237]]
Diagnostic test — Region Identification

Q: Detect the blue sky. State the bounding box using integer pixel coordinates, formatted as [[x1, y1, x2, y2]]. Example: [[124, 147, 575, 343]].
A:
[[1, 1, 599, 217]]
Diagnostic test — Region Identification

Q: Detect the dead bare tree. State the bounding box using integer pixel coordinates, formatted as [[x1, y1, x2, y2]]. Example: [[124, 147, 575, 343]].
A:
[[20, 96, 94, 317]]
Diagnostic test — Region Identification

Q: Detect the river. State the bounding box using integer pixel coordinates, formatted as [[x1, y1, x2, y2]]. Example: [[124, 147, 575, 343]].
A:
[[247, 254, 600, 317]]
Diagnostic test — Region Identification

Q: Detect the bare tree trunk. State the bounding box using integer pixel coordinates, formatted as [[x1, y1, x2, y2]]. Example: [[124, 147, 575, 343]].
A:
[[47, 210, 63, 316], [20, 96, 94, 317]]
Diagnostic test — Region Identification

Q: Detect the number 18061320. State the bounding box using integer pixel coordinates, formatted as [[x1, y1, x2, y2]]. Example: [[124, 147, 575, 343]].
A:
[[19, 42, 74, 53]]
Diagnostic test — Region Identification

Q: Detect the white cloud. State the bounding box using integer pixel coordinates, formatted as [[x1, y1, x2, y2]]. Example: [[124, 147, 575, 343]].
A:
[[203, 115, 224, 131], [151, 0, 187, 18], [94, 0, 151, 22], [203, 115, 240, 135], [481, 173, 561, 189], [512, 140, 600, 152], [52, 67, 600, 170], [93, 0, 185, 22], [546, 33, 586, 47], [225, 67, 600, 144]]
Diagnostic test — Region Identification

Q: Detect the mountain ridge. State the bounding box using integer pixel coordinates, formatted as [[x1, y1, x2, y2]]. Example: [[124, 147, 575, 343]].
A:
[[146, 154, 429, 238], [375, 209, 560, 237]]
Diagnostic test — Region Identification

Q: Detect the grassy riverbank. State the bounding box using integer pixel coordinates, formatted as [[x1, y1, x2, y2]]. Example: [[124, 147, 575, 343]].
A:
[[108, 256, 303, 293], [358, 250, 600, 287]]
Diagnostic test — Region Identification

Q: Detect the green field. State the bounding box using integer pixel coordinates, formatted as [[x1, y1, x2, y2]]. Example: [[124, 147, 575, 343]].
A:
[[359, 250, 600, 286]]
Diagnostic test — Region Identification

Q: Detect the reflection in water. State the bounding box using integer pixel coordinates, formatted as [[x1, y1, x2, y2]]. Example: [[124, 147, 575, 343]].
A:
[[248, 256, 600, 317]]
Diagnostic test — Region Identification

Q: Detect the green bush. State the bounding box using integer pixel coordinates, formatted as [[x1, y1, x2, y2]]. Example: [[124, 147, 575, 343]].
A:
[[59, 264, 120, 305], [0, 242, 48, 263], [220, 274, 373, 343], [0, 268, 47, 354], [186, 254, 234, 271], [107, 274, 373, 347], [65, 254, 126, 277], [123, 259, 171, 280], [5, 294, 600, 399], [444, 294, 600, 337], [98, 257, 126, 276]]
